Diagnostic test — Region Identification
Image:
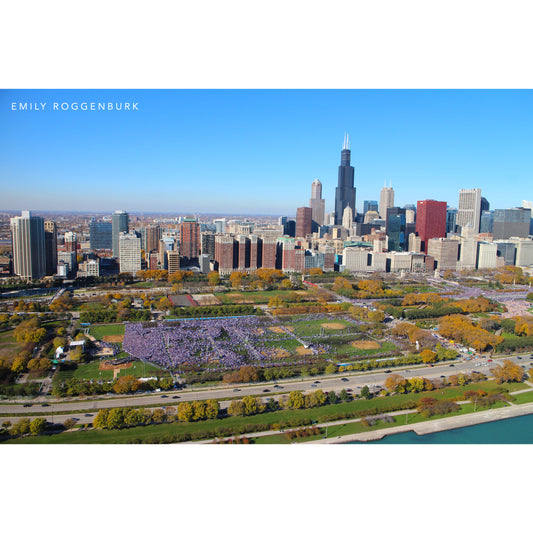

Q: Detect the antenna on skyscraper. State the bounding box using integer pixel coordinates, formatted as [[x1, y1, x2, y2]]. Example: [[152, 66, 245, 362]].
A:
[[343, 132, 350, 150]]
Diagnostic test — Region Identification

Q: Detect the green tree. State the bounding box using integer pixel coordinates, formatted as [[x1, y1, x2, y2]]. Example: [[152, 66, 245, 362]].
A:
[[360, 385, 371, 399], [324, 363, 337, 375], [314, 389, 326, 405], [9, 418, 31, 436], [63, 418, 76, 430], [106, 408, 127, 429], [177, 402, 194, 422], [242, 396, 260, 416], [328, 390, 338, 404], [152, 408, 167, 424], [205, 399, 219, 419], [339, 389, 350, 402], [192, 401, 207, 421], [288, 391, 305, 409], [227, 399, 245, 416], [29, 417, 47, 435], [125, 409, 145, 427]]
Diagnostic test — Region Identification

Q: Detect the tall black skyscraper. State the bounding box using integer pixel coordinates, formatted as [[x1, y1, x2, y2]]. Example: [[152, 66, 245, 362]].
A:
[[334, 134, 356, 226]]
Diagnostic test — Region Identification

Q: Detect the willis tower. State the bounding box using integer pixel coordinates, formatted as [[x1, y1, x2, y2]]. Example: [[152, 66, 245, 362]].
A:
[[334, 133, 356, 226]]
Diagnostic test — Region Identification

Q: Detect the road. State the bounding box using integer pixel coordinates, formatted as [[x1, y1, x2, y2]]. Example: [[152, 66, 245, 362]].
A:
[[1, 353, 530, 423]]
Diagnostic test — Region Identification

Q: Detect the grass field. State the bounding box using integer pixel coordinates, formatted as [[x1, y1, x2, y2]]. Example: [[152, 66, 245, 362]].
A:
[[0, 330, 21, 362], [216, 290, 314, 305], [288, 318, 357, 337], [333, 339, 397, 357], [89, 324, 125, 340], [510, 390, 533, 404]]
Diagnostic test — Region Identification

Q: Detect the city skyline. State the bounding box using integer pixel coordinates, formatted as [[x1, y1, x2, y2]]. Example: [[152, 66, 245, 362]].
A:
[[1, 89, 533, 215]]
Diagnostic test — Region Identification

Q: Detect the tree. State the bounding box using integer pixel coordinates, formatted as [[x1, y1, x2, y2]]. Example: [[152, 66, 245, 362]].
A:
[[314, 389, 326, 405], [125, 409, 145, 427], [157, 297, 173, 311], [205, 399, 219, 419], [9, 418, 31, 436], [29, 417, 47, 435], [152, 408, 167, 424], [384, 374, 408, 393], [420, 349, 437, 364], [360, 385, 371, 399], [242, 396, 260, 416], [281, 279, 293, 290], [53, 336, 67, 349], [113, 375, 139, 394], [324, 363, 337, 375], [227, 400, 245, 416], [339, 389, 350, 402], [192, 401, 207, 421], [288, 391, 305, 409], [177, 402, 194, 422], [106, 408, 126, 429], [11, 356, 27, 374], [491, 360, 525, 384], [63, 418, 76, 430], [368, 310, 385, 323], [268, 296, 283, 308], [93, 409, 110, 429], [207, 271, 220, 286], [229, 271, 246, 289], [328, 390, 338, 404]]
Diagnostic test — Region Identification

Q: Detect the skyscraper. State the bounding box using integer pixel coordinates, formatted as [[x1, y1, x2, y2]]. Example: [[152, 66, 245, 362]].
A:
[[363, 200, 378, 214], [296, 207, 312, 238], [416, 200, 447, 252], [10, 211, 46, 280], [342, 206, 353, 230], [119, 231, 141, 274], [379, 184, 394, 219], [89, 219, 112, 250], [180, 218, 201, 259], [493, 208, 531, 239], [334, 134, 356, 226], [309, 178, 325, 226], [112, 211, 129, 257], [457, 188, 481, 233], [64, 232, 77, 253], [44, 220, 57, 276]]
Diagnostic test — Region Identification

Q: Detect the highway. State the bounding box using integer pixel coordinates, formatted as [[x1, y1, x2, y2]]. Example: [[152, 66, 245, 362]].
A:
[[1, 353, 531, 424]]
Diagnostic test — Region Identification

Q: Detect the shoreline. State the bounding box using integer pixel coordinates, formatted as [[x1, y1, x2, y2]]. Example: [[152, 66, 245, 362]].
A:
[[308, 403, 533, 444]]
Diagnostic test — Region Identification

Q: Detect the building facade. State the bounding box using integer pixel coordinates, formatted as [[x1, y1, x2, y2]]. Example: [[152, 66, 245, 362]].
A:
[[334, 134, 356, 226], [10, 211, 46, 280], [112, 211, 129, 257]]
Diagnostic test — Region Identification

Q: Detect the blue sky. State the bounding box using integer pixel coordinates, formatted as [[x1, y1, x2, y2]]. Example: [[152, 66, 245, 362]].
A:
[[1, 89, 532, 216]]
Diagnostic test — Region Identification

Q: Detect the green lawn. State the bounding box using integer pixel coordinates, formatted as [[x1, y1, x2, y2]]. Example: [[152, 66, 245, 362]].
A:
[[289, 318, 357, 337], [217, 290, 313, 305], [333, 339, 397, 357], [89, 324, 125, 340], [510, 390, 533, 405], [0, 330, 21, 361]]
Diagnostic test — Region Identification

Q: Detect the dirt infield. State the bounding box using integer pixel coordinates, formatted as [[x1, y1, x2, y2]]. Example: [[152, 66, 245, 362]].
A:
[[99, 361, 132, 371], [296, 346, 313, 356], [274, 349, 290, 358], [269, 326, 294, 334], [103, 335, 124, 343], [192, 294, 221, 306], [321, 322, 347, 330], [351, 340, 380, 349]]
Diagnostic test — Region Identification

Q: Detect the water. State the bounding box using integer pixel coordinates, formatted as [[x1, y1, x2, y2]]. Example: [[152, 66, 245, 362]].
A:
[[350, 413, 533, 444]]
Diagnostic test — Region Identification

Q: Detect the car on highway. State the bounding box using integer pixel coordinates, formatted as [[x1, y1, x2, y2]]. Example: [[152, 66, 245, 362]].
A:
[[171, 395, 180, 399], [41, 403, 49, 407], [440, 375, 445, 378], [314, 381, 320, 384], [161, 395, 168, 398], [311, 384, 317, 387], [262, 389, 270, 393], [23, 403, 31, 407], [384, 370, 392, 373], [341, 378, 349, 382], [517, 356, 522, 360], [346, 388, 352, 392], [449, 364, 455, 367], [232, 388, 241, 392], [273, 385, 282, 389], [85, 413, 93, 417]]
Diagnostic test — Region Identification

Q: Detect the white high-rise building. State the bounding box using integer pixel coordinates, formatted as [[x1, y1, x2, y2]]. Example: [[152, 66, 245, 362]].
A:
[[457, 188, 481, 233], [213, 218, 226, 234], [10, 211, 46, 280], [379, 184, 394, 219], [342, 206, 353, 230], [119, 231, 141, 275], [309, 178, 325, 226]]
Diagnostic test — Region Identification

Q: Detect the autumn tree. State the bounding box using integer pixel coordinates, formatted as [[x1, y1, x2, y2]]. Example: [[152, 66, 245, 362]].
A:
[[207, 271, 221, 286], [205, 399, 219, 419], [491, 360, 525, 384], [384, 374, 408, 393], [288, 391, 305, 409], [93, 409, 110, 429], [29, 417, 47, 435], [420, 349, 437, 364], [227, 400, 245, 416], [229, 271, 246, 289], [242, 396, 260, 416], [177, 402, 194, 422], [113, 375, 139, 394]]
